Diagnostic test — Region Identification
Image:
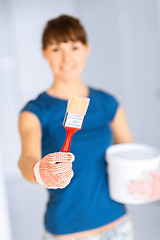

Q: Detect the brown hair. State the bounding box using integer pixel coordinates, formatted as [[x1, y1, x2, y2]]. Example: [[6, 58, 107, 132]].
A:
[[42, 14, 88, 49]]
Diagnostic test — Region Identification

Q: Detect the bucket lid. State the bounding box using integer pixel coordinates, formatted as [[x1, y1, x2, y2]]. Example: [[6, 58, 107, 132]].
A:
[[106, 143, 160, 164]]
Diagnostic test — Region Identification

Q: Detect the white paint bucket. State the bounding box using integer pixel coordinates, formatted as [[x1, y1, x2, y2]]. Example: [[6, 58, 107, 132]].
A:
[[106, 143, 160, 204]]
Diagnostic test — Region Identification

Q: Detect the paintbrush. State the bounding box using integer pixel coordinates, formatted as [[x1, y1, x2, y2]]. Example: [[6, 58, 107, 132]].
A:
[[61, 96, 90, 152]]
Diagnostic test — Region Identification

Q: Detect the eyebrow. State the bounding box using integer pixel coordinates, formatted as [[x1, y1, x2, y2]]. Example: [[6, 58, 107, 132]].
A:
[[49, 41, 82, 48]]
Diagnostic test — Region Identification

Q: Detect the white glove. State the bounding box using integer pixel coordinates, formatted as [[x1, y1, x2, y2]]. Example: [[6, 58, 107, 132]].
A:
[[33, 152, 75, 189], [129, 171, 160, 202]]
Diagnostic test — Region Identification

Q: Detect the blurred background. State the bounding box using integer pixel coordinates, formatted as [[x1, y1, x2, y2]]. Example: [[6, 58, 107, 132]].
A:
[[0, 0, 160, 239]]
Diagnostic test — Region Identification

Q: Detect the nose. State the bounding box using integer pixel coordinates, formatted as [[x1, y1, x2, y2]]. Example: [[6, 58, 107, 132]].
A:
[[62, 50, 71, 63]]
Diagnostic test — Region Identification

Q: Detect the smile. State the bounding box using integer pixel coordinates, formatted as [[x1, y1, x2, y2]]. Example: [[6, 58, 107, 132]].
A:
[[61, 66, 73, 71]]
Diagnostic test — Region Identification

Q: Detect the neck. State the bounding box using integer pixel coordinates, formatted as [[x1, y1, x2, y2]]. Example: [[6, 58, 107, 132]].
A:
[[47, 77, 89, 100]]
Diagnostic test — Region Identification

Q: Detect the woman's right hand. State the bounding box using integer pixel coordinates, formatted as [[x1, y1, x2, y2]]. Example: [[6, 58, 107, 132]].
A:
[[33, 152, 75, 189]]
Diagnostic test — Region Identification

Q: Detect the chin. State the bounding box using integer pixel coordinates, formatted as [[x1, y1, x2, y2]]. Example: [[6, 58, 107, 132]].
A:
[[61, 73, 79, 82]]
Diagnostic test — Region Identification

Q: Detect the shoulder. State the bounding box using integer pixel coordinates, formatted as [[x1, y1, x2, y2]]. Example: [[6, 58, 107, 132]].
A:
[[20, 92, 47, 128], [90, 87, 120, 121], [90, 87, 119, 104], [22, 92, 46, 109]]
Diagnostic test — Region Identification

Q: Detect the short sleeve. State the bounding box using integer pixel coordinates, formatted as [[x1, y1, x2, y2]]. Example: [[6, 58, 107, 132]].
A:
[[104, 93, 119, 122], [20, 100, 45, 128]]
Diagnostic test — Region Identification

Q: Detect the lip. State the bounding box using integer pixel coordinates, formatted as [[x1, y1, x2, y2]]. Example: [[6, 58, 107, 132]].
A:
[[61, 66, 73, 71]]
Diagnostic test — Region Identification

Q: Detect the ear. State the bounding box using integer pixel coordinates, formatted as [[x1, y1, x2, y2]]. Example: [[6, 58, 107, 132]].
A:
[[41, 48, 47, 59], [85, 44, 90, 57]]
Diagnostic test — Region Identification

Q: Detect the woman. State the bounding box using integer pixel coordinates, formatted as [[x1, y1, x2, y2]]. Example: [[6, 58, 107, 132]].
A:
[[18, 14, 135, 240]]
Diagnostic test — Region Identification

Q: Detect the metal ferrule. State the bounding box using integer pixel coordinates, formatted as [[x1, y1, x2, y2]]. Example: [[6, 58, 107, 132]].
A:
[[63, 113, 84, 129]]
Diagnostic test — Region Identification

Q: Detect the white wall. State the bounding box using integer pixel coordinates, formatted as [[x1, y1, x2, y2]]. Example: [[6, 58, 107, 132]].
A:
[[1, 0, 160, 239], [0, 147, 12, 240]]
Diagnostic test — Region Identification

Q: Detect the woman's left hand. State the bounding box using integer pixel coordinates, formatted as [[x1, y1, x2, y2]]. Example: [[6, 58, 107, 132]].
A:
[[128, 171, 160, 202]]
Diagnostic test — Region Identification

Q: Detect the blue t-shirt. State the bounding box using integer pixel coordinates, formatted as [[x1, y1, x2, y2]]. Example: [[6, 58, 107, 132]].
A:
[[21, 87, 126, 235]]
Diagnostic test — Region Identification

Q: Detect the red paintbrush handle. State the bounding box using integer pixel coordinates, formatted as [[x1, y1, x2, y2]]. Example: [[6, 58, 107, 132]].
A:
[[61, 126, 79, 152]]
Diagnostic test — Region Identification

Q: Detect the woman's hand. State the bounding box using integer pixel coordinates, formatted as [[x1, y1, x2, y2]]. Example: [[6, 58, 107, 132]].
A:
[[33, 152, 75, 189], [128, 171, 160, 202]]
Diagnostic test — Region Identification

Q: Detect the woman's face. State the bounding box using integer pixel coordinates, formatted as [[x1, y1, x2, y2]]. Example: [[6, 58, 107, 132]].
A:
[[42, 41, 89, 81]]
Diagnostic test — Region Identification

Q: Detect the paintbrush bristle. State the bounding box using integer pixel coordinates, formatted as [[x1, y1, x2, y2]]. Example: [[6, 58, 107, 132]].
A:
[[67, 96, 90, 115]]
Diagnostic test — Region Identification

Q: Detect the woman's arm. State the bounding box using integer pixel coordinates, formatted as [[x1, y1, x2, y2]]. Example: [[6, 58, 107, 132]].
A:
[[18, 112, 42, 183], [18, 111, 75, 189], [111, 106, 160, 202], [110, 106, 134, 144]]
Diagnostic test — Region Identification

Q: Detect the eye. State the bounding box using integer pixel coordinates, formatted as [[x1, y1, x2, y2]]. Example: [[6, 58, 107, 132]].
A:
[[52, 48, 60, 52], [72, 46, 79, 50]]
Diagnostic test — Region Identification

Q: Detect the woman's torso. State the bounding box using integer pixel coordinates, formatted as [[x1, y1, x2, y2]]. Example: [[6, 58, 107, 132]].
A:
[[21, 87, 126, 235]]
